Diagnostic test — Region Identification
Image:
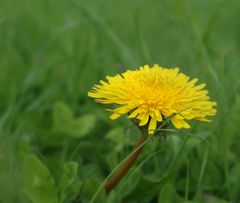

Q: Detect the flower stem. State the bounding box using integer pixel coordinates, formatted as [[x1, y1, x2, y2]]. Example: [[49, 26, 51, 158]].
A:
[[105, 134, 146, 194]]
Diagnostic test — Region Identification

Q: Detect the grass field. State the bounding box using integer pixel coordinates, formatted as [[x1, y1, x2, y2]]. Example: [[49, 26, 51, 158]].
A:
[[1, 0, 240, 202]]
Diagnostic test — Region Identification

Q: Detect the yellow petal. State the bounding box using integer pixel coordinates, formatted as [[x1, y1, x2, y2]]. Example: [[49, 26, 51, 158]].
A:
[[115, 106, 131, 114], [194, 83, 206, 91], [148, 117, 157, 135], [196, 117, 211, 122], [139, 114, 149, 126], [128, 108, 140, 118], [110, 113, 121, 120], [171, 117, 182, 129], [180, 119, 191, 128], [171, 116, 190, 129], [154, 110, 162, 122]]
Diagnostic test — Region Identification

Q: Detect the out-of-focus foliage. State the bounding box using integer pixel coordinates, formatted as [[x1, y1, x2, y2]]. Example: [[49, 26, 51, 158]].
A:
[[0, 0, 240, 202]]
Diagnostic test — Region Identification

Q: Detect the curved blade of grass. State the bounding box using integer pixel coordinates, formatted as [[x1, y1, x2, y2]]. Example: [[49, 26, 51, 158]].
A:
[[195, 140, 209, 200]]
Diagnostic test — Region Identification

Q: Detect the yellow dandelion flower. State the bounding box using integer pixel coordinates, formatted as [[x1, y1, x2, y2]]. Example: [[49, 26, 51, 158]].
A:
[[88, 64, 217, 135]]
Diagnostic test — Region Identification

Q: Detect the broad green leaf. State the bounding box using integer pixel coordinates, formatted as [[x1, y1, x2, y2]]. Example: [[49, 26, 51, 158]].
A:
[[69, 114, 96, 138], [52, 102, 96, 138], [52, 102, 74, 136], [191, 161, 221, 190], [53, 102, 74, 127], [106, 152, 118, 170], [105, 192, 121, 203], [158, 182, 178, 203], [203, 194, 230, 203], [184, 132, 210, 152], [105, 127, 125, 152], [58, 161, 82, 202], [228, 163, 240, 202], [123, 173, 172, 202], [115, 169, 141, 198], [105, 127, 125, 142], [81, 177, 106, 203], [22, 154, 59, 203], [105, 127, 140, 153]]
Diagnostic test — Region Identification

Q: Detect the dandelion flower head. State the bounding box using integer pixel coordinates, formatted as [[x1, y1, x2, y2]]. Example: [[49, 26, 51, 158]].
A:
[[88, 64, 217, 135]]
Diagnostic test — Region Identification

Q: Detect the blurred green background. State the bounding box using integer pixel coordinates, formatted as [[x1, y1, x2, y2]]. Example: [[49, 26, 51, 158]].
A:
[[1, 0, 240, 202]]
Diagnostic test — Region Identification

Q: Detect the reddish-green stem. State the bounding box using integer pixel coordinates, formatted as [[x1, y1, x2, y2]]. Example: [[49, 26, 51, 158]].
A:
[[105, 134, 146, 194]]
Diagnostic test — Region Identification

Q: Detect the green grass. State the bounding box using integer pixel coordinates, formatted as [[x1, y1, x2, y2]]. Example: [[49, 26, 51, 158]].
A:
[[1, 0, 240, 202]]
